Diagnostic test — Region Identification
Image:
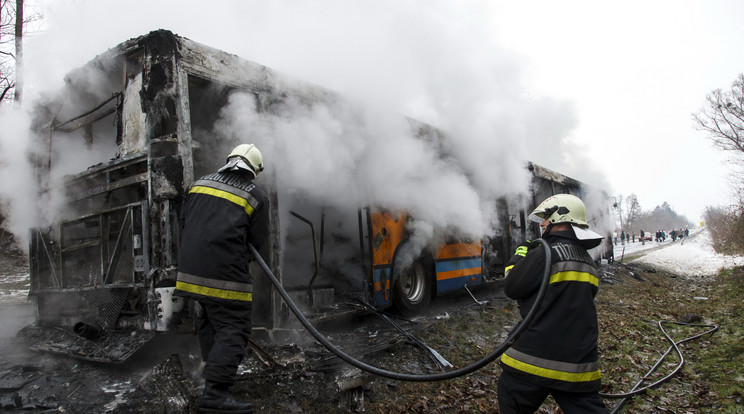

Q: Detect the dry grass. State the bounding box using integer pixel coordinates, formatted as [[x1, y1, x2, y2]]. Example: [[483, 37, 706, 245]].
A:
[[357, 263, 744, 413]]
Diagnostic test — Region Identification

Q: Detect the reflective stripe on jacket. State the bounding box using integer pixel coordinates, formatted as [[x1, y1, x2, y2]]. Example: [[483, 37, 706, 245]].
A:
[[188, 179, 259, 216], [176, 272, 253, 302], [501, 348, 601, 383], [175, 170, 269, 307], [500, 231, 601, 392]]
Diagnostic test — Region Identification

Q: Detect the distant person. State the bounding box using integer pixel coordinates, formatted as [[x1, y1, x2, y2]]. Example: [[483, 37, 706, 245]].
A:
[[613, 231, 618, 245], [640, 229, 645, 245], [621, 230, 626, 246], [685, 228, 689, 237], [499, 194, 609, 413]]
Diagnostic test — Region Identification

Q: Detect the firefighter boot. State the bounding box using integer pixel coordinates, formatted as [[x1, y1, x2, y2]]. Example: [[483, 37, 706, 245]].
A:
[[198, 381, 254, 413]]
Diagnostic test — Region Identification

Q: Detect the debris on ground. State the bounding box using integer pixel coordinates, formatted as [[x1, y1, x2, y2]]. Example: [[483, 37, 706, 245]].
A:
[[1, 235, 743, 412]]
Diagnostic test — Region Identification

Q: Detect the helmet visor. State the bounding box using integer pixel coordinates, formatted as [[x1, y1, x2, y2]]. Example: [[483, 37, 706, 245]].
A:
[[218, 157, 257, 176], [528, 211, 546, 223], [529, 205, 566, 223]]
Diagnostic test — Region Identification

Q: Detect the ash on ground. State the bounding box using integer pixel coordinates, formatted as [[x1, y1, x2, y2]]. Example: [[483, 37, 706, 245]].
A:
[[0, 278, 507, 413]]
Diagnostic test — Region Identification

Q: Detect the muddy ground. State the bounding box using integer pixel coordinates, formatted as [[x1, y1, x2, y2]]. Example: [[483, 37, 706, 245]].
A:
[[0, 242, 739, 413], [0, 266, 511, 413]]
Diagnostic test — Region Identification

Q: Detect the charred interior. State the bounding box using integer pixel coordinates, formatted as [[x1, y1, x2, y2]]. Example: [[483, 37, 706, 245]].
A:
[[22, 31, 379, 360]]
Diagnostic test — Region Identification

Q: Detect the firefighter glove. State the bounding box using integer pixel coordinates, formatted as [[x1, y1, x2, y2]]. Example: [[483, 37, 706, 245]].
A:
[[514, 240, 540, 257], [515, 241, 531, 257]]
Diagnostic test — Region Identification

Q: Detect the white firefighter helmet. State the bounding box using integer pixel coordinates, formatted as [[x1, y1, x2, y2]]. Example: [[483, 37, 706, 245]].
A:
[[530, 193, 603, 245], [223, 143, 264, 177], [529, 194, 589, 228]]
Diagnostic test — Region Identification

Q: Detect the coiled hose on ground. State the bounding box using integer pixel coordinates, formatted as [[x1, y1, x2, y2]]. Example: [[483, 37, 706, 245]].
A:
[[601, 320, 718, 412]]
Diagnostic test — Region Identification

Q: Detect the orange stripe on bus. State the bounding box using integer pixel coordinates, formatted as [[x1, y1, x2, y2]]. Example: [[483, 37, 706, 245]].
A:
[[437, 267, 481, 281], [373, 280, 391, 291], [436, 243, 481, 259]]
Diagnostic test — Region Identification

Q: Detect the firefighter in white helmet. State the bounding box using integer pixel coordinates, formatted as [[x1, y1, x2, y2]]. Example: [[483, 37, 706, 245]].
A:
[[175, 143, 268, 413], [498, 194, 609, 413], [219, 144, 264, 177]]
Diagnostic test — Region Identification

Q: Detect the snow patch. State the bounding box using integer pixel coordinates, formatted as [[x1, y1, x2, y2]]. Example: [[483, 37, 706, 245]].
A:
[[632, 229, 744, 278], [0, 273, 30, 303]]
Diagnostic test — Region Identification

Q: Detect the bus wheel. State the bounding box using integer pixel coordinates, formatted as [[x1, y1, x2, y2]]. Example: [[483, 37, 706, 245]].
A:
[[392, 259, 431, 315]]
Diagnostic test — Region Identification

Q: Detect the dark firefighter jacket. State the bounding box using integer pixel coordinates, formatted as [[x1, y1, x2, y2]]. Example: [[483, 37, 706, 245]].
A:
[[500, 229, 602, 393], [175, 170, 269, 308]]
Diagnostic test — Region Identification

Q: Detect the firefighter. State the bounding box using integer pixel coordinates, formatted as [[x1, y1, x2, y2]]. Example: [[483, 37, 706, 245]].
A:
[[175, 143, 269, 414], [498, 194, 609, 413]]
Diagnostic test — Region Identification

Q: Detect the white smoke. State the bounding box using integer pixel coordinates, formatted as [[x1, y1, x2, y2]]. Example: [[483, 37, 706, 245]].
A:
[[0, 107, 41, 249], [0, 0, 611, 251], [0, 101, 121, 253], [214, 91, 490, 245]]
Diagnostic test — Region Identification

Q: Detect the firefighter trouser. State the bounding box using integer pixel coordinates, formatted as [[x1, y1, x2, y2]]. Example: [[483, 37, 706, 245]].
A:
[[198, 301, 252, 385], [498, 370, 609, 414]]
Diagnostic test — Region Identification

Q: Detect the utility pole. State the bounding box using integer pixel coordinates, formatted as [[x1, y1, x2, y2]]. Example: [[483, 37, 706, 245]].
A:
[[613, 197, 624, 231], [13, 0, 23, 102]]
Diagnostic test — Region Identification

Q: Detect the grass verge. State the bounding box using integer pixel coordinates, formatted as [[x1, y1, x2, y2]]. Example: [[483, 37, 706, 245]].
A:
[[360, 264, 744, 413]]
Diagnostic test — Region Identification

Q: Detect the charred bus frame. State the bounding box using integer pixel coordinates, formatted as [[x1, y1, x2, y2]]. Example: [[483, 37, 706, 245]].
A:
[[25, 30, 610, 361]]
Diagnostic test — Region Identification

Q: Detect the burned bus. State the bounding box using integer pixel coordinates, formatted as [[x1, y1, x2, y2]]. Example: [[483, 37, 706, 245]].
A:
[[23, 30, 610, 361]]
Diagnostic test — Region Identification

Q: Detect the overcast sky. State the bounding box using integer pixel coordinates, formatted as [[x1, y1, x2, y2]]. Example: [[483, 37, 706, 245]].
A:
[[489, 1, 744, 224], [22, 0, 744, 224]]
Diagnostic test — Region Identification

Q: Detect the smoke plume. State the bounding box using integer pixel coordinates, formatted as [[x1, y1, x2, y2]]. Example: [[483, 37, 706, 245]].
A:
[[0, 0, 609, 250], [0, 107, 40, 249]]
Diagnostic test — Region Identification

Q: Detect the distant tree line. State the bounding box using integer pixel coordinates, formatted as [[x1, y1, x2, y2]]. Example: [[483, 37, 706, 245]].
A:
[[694, 73, 744, 255], [615, 195, 693, 236], [635, 202, 694, 233]]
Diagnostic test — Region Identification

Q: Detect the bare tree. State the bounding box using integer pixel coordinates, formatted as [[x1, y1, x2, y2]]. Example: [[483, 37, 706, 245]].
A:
[[624, 193, 641, 230], [0, 0, 39, 104], [694, 74, 744, 255], [0, 0, 15, 102], [693, 73, 744, 160]]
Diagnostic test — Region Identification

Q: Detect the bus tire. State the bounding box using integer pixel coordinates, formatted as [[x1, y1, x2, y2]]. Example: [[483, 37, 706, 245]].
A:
[[392, 259, 432, 315]]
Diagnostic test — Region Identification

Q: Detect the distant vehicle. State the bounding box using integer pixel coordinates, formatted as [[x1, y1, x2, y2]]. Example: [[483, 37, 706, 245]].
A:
[[642, 231, 653, 241]]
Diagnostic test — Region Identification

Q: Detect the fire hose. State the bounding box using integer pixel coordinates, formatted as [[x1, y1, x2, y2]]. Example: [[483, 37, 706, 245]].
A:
[[248, 239, 553, 382], [248, 241, 719, 410], [600, 320, 718, 412]]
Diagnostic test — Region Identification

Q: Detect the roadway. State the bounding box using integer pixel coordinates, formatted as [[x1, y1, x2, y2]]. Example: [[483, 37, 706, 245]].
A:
[[610, 228, 702, 262]]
